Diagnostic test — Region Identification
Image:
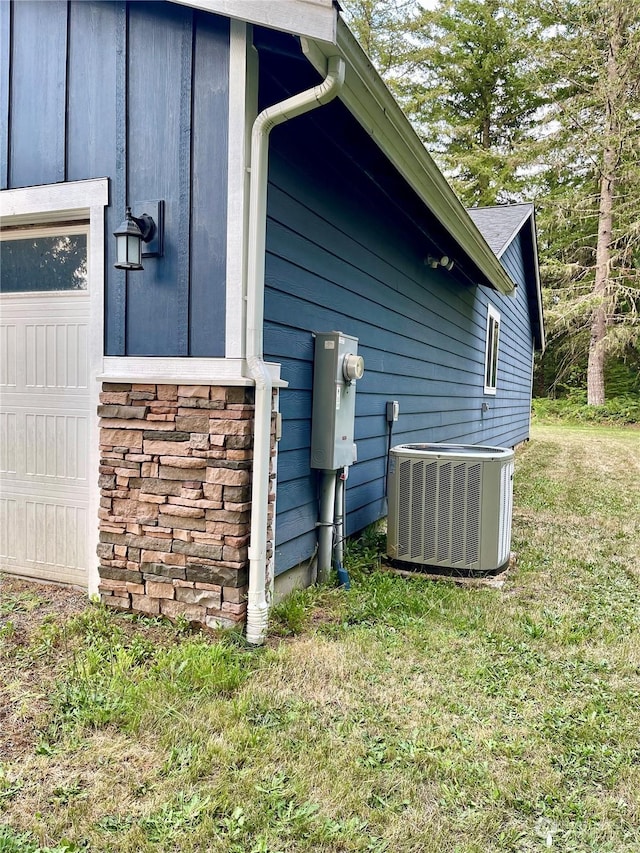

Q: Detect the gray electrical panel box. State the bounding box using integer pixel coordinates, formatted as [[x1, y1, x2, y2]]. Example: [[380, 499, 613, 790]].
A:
[[310, 331, 364, 470]]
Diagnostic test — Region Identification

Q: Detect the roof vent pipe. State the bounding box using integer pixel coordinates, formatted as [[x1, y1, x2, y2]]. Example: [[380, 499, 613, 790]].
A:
[[245, 54, 346, 646]]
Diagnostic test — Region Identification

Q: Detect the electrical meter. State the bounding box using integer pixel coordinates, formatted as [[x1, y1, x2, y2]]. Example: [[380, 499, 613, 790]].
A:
[[310, 332, 364, 469], [343, 354, 365, 383]]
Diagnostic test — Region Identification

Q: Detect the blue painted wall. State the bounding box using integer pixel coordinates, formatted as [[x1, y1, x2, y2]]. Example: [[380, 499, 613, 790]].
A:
[[2, 0, 229, 357], [256, 34, 536, 574]]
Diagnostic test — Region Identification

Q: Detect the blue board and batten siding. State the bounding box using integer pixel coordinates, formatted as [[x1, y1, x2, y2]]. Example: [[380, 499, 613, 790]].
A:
[[1, 0, 229, 357], [258, 39, 536, 575]]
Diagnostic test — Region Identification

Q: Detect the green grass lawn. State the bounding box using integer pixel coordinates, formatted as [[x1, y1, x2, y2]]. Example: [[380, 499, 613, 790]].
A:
[[1, 423, 639, 852]]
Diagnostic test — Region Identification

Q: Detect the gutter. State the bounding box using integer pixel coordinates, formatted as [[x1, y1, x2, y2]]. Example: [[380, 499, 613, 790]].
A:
[[244, 53, 346, 646]]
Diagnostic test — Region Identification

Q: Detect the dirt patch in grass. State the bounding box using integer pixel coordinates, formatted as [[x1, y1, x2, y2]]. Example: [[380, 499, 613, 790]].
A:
[[0, 576, 183, 766], [0, 577, 89, 763], [0, 575, 88, 640]]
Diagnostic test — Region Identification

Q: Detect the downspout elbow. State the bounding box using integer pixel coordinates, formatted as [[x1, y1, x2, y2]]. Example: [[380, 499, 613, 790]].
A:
[[318, 55, 346, 101], [252, 56, 345, 140]]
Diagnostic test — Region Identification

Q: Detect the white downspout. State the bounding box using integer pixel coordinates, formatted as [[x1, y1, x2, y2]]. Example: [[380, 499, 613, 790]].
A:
[[245, 54, 346, 645]]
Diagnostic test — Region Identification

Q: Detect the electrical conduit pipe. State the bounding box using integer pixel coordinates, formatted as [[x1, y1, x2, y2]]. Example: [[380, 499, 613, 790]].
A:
[[333, 468, 350, 589], [317, 469, 337, 585], [245, 54, 346, 645]]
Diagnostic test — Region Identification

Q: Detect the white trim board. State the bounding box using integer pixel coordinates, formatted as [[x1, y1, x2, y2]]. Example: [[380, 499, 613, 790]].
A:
[[528, 214, 546, 352], [483, 304, 501, 396], [101, 357, 287, 387], [0, 178, 109, 225], [225, 19, 250, 359], [169, 0, 337, 43], [1, 177, 109, 597], [495, 208, 533, 260]]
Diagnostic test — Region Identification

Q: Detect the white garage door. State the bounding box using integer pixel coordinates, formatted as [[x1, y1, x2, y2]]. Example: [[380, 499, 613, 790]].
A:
[[0, 227, 91, 587]]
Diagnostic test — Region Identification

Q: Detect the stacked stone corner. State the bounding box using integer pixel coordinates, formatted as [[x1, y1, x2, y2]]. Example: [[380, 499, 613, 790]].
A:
[[97, 382, 256, 630]]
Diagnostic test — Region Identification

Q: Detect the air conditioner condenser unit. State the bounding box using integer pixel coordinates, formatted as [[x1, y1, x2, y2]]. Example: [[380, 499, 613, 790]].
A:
[[387, 443, 514, 573]]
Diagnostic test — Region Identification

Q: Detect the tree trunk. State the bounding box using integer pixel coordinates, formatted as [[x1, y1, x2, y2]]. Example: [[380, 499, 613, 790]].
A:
[[586, 16, 621, 406], [482, 113, 491, 149], [587, 168, 613, 406]]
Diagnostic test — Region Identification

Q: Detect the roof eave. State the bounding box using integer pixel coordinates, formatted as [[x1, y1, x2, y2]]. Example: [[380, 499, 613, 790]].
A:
[[171, 1, 515, 295], [169, 0, 338, 42], [303, 21, 516, 296]]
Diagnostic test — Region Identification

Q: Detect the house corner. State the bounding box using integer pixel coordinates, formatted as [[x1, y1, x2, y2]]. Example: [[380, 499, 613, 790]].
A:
[[96, 382, 278, 631]]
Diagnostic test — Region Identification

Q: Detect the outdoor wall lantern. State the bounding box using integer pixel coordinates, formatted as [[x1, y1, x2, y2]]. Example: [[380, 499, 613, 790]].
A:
[[114, 201, 164, 271]]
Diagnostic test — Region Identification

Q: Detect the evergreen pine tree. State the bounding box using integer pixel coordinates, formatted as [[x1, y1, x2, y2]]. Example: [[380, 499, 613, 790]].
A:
[[536, 0, 640, 403], [409, 0, 545, 205]]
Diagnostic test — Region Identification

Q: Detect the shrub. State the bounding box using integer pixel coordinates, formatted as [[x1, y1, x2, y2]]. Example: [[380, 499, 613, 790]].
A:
[[532, 394, 640, 425]]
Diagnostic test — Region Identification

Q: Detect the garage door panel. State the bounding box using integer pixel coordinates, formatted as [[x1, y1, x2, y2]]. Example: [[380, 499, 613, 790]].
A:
[[25, 412, 89, 482], [0, 411, 17, 474], [25, 320, 89, 389], [1, 459, 90, 584], [1, 405, 90, 484], [0, 498, 18, 563], [24, 499, 87, 575], [0, 323, 17, 386]]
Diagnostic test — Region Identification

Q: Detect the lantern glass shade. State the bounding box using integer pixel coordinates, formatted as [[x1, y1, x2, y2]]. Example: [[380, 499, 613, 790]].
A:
[[114, 209, 144, 271], [127, 234, 141, 266]]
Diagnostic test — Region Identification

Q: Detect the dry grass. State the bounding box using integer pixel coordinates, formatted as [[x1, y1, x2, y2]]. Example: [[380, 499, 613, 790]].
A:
[[1, 422, 639, 852]]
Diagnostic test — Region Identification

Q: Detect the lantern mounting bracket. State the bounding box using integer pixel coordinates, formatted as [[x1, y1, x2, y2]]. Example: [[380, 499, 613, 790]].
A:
[[135, 199, 164, 259]]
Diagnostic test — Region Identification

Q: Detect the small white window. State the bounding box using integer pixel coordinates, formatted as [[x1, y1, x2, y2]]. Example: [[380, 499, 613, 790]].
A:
[[484, 305, 500, 394]]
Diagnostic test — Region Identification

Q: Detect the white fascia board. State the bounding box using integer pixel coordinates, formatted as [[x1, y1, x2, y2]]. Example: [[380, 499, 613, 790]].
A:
[[498, 206, 545, 351], [100, 357, 288, 387], [169, 0, 337, 42], [304, 23, 516, 296]]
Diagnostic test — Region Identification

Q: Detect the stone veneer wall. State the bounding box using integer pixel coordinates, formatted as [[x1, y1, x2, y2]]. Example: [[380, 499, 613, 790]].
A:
[[97, 382, 270, 630]]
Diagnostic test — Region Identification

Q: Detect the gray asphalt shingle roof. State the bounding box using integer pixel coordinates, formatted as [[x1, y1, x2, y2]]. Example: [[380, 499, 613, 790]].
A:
[[467, 203, 534, 258]]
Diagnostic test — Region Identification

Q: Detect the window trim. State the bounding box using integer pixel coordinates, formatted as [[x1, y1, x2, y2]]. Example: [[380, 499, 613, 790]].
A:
[[484, 304, 500, 395]]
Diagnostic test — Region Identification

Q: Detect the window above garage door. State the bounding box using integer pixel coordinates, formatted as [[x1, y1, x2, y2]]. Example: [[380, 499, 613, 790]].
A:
[[0, 226, 88, 293]]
